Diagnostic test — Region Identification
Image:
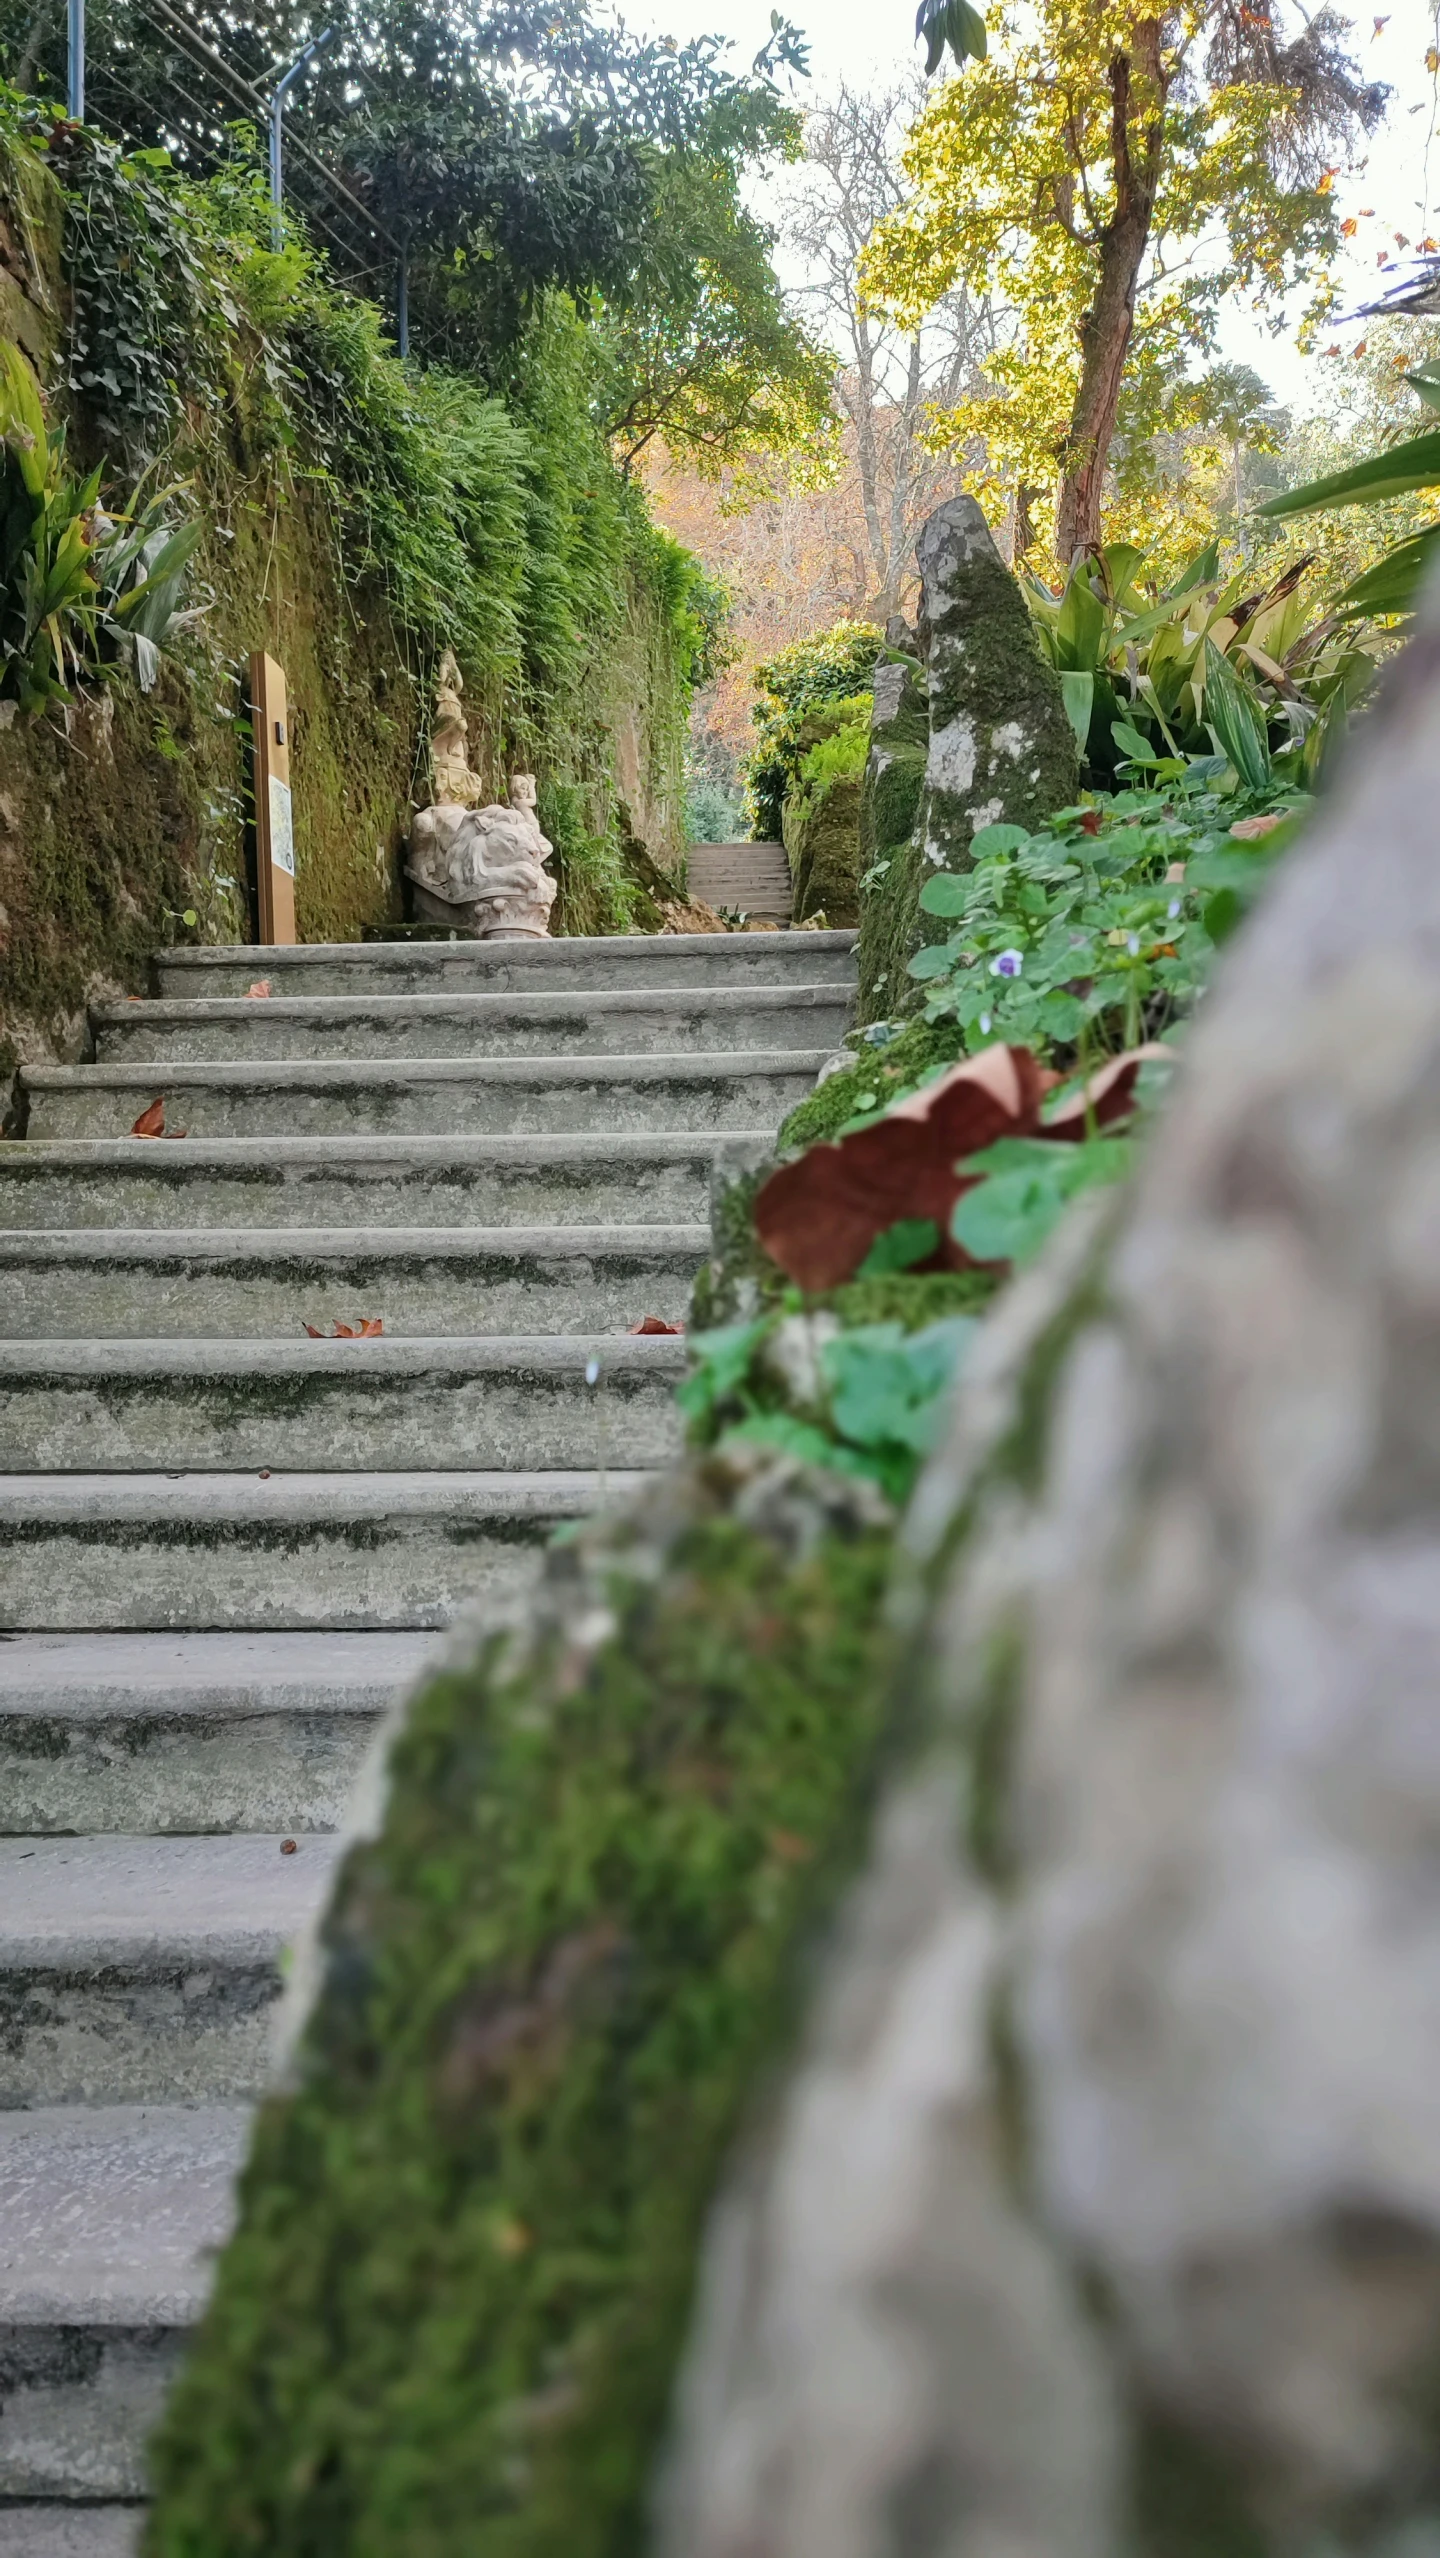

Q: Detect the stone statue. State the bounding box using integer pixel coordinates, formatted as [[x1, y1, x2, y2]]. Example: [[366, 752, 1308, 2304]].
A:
[[406, 654, 556, 939]]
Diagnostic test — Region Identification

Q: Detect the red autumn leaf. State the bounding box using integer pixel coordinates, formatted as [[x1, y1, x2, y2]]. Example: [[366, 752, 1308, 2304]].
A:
[[305, 1318, 387, 1338], [246, 979, 272, 998], [304, 1323, 326, 1338], [130, 1098, 166, 1138], [332, 1323, 358, 1338], [755, 1046, 1054, 1293], [630, 1316, 686, 1335], [357, 1318, 384, 1337], [1079, 809, 1103, 837]]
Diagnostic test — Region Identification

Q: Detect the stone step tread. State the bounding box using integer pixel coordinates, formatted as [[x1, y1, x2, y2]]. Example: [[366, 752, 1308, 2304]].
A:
[[0, 1628, 436, 1716], [94, 981, 845, 1026], [0, 1131, 767, 1168], [0, 1333, 688, 1380], [0, 1468, 648, 1525], [0, 2513, 141, 2555], [0, 1224, 708, 1266], [0, 2103, 247, 2325], [158, 929, 857, 974], [22, 1049, 828, 1093], [0, 1834, 342, 1968]]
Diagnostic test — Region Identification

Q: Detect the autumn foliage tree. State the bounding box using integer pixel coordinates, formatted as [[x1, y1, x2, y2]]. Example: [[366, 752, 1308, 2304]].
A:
[[867, 1, 1386, 566]]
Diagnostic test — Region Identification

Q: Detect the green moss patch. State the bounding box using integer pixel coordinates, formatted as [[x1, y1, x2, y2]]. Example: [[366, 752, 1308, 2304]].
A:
[[144, 1467, 895, 2558], [775, 1015, 966, 1155]]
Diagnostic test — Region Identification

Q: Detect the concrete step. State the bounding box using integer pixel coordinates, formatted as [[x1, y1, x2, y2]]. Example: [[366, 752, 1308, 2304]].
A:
[[0, 1335, 688, 1473], [0, 2103, 244, 2503], [152, 928, 857, 1000], [0, 1471, 641, 1631], [91, 982, 852, 1066], [0, 2512, 140, 2553], [0, 1132, 768, 1234], [0, 1228, 705, 1342], [0, 1631, 435, 1834], [17, 1053, 827, 1143], [0, 1836, 341, 2104]]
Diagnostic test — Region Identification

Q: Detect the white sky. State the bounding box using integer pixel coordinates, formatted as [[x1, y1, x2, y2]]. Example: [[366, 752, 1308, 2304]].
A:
[[627, 0, 1440, 420]]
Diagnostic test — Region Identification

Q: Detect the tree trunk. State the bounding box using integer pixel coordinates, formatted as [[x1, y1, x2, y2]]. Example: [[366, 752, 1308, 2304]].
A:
[[1054, 25, 1168, 566]]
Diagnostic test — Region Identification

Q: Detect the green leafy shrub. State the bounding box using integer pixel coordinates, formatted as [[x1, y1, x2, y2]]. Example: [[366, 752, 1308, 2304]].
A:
[[1027, 538, 1378, 791], [1257, 356, 1440, 615], [0, 336, 198, 711], [744, 620, 881, 837]]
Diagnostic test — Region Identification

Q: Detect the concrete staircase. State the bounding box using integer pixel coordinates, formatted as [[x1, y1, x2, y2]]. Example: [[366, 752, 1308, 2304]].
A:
[[0, 926, 856, 2552]]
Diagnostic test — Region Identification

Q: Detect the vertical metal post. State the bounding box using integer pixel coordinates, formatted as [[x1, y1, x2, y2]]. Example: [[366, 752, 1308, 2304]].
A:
[[66, 0, 84, 120], [268, 28, 333, 250], [396, 240, 409, 358]]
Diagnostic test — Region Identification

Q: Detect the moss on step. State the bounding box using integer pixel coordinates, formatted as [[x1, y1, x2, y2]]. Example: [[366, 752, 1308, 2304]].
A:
[[143, 1459, 895, 2558]]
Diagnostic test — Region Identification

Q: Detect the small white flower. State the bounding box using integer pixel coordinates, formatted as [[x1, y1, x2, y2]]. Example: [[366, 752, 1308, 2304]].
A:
[[1127, 933, 1141, 956], [990, 948, 1024, 979], [979, 1011, 992, 1035], [585, 1357, 602, 1387], [1167, 897, 1182, 919]]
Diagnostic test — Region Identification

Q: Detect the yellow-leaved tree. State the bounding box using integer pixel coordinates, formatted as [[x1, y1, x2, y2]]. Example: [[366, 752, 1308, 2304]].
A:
[[866, 0, 1387, 569]]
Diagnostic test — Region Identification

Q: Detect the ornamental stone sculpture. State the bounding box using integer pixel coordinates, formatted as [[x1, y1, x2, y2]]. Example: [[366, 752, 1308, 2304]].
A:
[[406, 651, 557, 939]]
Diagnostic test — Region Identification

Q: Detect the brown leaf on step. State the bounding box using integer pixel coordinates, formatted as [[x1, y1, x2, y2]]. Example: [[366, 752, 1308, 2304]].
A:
[[246, 978, 273, 998], [629, 1315, 686, 1335], [306, 1318, 386, 1338], [755, 1045, 1053, 1292], [304, 1323, 327, 1338], [332, 1323, 358, 1337], [357, 1317, 384, 1337], [130, 1098, 166, 1138]]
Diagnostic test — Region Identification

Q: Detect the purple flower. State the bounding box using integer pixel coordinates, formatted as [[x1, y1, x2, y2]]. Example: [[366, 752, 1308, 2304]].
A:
[[990, 948, 1024, 979]]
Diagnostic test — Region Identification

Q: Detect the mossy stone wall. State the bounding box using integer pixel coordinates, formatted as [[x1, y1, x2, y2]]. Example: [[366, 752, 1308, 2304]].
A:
[[0, 147, 690, 1089]]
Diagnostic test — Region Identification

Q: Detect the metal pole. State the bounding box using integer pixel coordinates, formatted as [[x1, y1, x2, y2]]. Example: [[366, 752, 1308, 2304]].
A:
[[268, 27, 333, 249], [66, 0, 84, 120], [397, 240, 409, 357]]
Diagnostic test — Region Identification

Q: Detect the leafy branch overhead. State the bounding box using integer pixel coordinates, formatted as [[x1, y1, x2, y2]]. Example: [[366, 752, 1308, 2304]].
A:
[[869, 1, 1387, 569]]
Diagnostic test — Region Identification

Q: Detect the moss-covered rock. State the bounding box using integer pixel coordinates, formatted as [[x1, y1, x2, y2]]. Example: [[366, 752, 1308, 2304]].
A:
[[782, 771, 862, 927], [856, 653, 930, 1025], [855, 504, 1078, 1030], [143, 1453, 896, 2558]]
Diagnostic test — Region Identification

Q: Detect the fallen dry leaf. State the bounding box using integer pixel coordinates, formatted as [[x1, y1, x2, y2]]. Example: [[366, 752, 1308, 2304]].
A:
[[1229, 812, 1286, 842], [130, 1098, 166, 1138], [755, 1046, 1053, 1292], [629, 1315, 686, 1336], [756, 1043, 1167, 1292], [246, 979, 272, 998], [304, 1318, 385, 1339]]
